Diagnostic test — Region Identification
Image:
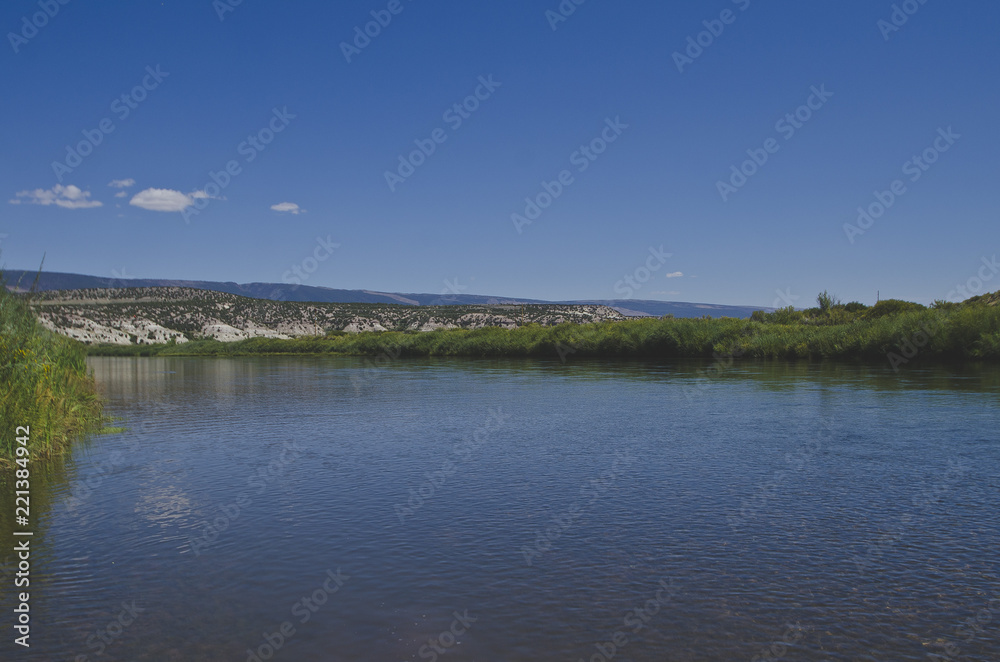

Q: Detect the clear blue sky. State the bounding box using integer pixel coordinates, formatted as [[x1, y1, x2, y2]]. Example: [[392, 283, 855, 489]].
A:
[[3, 0, 998, 307]]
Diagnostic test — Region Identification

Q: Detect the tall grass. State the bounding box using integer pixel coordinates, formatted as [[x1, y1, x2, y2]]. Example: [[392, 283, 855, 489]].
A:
[[1, 275, 104, 462]]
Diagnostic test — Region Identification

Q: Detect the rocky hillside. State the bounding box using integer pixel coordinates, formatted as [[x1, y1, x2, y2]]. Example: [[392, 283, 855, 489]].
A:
[[5, 270, 774, 318], [30, 287, 625, 345]]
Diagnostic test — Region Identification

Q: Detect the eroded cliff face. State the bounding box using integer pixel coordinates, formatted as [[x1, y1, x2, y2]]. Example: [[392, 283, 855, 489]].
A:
[[30, 287, 625, 345]]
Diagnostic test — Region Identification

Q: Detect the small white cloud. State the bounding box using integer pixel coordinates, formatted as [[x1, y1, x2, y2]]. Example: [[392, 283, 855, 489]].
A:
[[130, 188, 223, 212], [115, 191, 128, 198], [10, 185, 102, 209], [665, 271, 684, 279], [108, 178, 136, 189], [271, 202, 304, 214], [129, 188, 194, 212]]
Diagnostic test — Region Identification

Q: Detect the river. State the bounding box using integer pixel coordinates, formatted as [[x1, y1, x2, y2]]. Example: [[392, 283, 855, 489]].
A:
[[2, 356, 998, 660]]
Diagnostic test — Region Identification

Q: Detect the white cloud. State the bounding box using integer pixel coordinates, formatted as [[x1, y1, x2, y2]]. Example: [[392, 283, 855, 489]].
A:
[[190, 190, 225, 200], [129, 188, 222, 212], [115, 191, 128, 198], [108, 178, 136, 189], [9, 185, 102, 209], [665, 271, 684, 279], [129, 188, 195, 212], [271, 202, 304, 214]]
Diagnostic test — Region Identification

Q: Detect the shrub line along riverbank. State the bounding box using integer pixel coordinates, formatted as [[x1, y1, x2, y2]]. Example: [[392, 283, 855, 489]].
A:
[[85, 295, 1000, 364]]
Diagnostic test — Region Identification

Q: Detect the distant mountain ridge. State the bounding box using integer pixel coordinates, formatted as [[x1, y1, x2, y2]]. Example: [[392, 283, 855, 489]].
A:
[[3, 270, 772, 318]]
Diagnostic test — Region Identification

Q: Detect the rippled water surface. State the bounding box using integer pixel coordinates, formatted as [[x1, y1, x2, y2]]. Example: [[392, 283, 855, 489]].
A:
[[2, 357, 999, 660]]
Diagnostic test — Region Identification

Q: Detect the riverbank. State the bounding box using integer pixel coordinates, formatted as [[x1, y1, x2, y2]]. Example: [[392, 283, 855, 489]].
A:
[[1, 279, 107, 462], [85, 296, 1000, 364]]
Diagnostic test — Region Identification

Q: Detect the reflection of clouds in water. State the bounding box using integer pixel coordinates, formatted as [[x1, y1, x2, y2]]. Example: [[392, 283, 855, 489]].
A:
[[135, 485, 194, 527]]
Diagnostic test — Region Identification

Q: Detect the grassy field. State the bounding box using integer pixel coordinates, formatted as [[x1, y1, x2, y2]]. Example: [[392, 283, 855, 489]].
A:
[[1, 276, 108, 462], [87, 293, 1000, 366]]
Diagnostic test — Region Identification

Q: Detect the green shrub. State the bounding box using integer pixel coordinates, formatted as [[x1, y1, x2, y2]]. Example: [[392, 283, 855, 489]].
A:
[[863, 299, 926, 319]]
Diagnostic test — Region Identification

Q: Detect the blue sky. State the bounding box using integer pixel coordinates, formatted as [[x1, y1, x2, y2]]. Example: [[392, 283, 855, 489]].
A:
[[2, 0, 998, 307]]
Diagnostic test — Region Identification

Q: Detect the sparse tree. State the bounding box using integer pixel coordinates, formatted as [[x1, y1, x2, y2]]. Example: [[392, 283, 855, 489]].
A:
[[817, 291, 840, 313]]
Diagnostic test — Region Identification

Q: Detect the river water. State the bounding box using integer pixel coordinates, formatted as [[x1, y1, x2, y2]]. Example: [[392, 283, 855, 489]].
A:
[[1, 356, 998, 661]]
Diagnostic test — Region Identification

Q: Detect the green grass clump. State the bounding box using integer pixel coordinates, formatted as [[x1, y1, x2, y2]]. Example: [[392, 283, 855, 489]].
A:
[[1, 276, 105, 462]]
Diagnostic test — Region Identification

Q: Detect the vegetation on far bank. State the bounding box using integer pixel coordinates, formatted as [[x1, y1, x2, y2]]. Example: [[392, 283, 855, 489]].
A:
[[1, 274, 108, 462], [86, 291, 1000, 366]]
